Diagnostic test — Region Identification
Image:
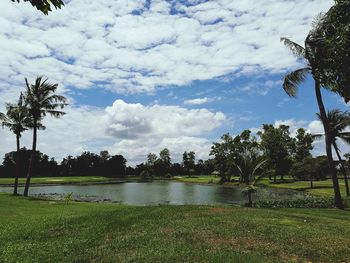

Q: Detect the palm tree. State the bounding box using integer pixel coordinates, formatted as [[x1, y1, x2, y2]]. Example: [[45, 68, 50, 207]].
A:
[[314, 109, 350, 196], [0, 93, 31, 195], [235, 148, 266, 207], [281, 37, 344, 209], [23, 77, 67, 197]]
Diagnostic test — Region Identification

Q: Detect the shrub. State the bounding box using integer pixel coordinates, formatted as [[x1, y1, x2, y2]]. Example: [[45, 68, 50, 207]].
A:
[[254, 196, 334, 208]]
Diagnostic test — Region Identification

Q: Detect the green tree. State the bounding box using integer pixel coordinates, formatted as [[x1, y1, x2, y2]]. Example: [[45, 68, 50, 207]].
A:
[[258, 124, 294, 182], [0, 94, 32, 195], [306, 1, 350, 102], [294, 128, 314, 162], [281, 37, 344, 208], [146, 153, 158, 176], [153, 148, 171, 177], [182, 151, 195, 175], [12, 0, 64, 14], [314, 109, 350, 196], [23, 77, 67, 196], [210, 131, 258, 182]]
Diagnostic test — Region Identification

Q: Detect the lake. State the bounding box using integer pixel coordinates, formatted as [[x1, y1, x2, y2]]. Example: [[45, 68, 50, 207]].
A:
[[0, 181, 308, 205]]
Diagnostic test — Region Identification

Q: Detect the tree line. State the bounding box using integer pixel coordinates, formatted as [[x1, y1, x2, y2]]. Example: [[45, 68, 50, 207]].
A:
[[0, 149, 127, 178]]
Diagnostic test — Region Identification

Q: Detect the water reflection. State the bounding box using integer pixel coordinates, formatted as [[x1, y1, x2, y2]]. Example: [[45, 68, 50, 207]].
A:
[[0, 181, 307, 205]]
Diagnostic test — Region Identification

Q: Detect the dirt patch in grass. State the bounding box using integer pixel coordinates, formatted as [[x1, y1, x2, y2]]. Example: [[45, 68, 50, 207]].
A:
[[160, 227, 176, 235]]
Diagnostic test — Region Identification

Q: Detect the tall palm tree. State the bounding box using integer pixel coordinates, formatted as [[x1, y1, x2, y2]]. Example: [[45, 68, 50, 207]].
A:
[[314, 109, 350, 196], [281, 37, 344, 209], [23, 77, 67, 197], [0, 93, 31, 195]]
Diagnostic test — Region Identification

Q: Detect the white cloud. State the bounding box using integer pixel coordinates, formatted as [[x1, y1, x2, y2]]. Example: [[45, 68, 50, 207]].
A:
[[183, 97, 214, 105], [0, 0, 333, 94], [0, 99, 226, 165]]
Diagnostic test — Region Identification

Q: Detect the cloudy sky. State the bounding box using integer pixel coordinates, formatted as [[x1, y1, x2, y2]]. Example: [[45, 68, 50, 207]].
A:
[[0, 0, 348, 165]]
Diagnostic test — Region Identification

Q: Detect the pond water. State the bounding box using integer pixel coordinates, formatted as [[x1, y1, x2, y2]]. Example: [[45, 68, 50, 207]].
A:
[[0, 181, 308, 205]]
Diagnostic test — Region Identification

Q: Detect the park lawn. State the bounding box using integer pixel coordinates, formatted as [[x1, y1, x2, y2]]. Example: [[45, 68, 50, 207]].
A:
[[258, 178, 349, 197], [174, 175, 240, 186], [0, 194, 350, 263], [0, 176, 113, 185], [174, 175, 221, 184]]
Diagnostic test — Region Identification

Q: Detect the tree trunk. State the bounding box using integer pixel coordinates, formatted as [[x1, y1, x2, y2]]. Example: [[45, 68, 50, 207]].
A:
[[314, 80, 343, 209], [247, 192, 252, 207], [333, 143, 350, 196], [24, 121, 37, 197], [273, 174, 277, 183], [14, 134, 20, 196], [310, 177, 313, 189]]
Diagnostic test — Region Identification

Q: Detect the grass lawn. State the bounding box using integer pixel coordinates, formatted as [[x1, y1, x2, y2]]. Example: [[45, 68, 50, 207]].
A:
[[174, 175, 222, 184], [1, 193, 350, 262], [259, 178, 349, 197], [174, 175, 350, 198], [0, 176, 113, 185]]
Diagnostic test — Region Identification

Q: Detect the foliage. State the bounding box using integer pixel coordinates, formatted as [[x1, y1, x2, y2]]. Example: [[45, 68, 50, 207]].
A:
[[306, 0, 350, 102], [294, 128, 314, 162], [210, 130, 258, 182], [235, 149, 266, 184], [258, 124, 294, 180], [254, 196, 335, 208], [290, 156, 329, 181], [0, 149, 127, 178], [182, 151, 195, 175], [315, 109, 350, 147], [12, 0, 64, 14]]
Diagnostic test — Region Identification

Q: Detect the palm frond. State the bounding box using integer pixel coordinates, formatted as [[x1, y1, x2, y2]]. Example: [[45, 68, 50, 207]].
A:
[[280, 37, 306, 58], [312, 134, 323, 140], [282, 68, 310, 97]]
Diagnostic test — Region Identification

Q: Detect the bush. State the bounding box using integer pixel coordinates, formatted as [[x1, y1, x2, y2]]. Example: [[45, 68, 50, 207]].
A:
[[254, 196, 334, 208]]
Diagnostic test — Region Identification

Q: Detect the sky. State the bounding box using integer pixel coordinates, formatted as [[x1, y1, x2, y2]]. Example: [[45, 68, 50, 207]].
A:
[[0, 0, 349, 166]]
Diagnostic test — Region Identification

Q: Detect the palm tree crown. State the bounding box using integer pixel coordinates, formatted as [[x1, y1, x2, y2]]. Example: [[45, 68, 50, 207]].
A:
[[25, 77, 67, 121], [314, 110, 350, 149], [0, 93, 31, 137]]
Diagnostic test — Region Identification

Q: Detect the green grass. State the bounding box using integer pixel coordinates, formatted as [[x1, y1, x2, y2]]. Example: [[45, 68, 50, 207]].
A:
[[0, 176, 113, 185], [259, 178, 349, 197], [174, 175, 222, 184], [0, 193, 350, 262]]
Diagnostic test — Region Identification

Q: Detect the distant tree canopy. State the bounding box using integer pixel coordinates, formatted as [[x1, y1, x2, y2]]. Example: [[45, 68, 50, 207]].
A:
[[0, 149, 127, 178], [12, 0, 64, 14]]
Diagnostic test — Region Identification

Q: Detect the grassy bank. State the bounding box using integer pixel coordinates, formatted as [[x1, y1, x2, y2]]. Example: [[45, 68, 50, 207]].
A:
[[0, 193, 350, 262], [174, 175, 350, 198], [258, 178, 349, 197], [0, 176, 118, 185]]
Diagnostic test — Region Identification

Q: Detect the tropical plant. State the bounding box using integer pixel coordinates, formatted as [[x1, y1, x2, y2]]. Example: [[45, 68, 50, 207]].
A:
[[281, 37, 344, 208], [235, 148, 267, 207], [12, 0, 64, 14], [23, 77, 67, 197], [305, 1, 350, 102], [0, 93, 32, 195], [314, 109, 350, 196]]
